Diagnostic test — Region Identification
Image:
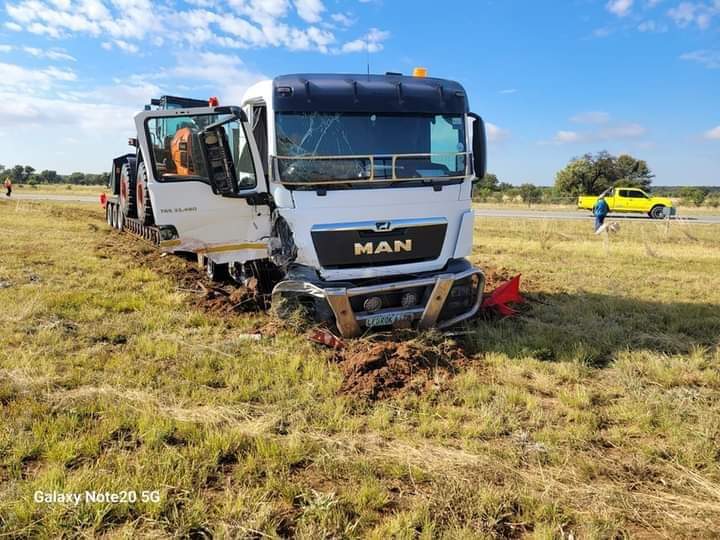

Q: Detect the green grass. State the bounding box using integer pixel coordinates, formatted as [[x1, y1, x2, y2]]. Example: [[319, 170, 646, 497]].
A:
[[1, 198, 719, 538]]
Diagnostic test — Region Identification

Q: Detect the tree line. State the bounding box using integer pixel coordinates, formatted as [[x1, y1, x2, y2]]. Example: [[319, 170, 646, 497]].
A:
[[473, 151, 718, 207], [0, 164, 109, 186]]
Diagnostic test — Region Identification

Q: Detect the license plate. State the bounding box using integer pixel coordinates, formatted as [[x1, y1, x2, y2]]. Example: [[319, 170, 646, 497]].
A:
[[365, 313, 414, 328]]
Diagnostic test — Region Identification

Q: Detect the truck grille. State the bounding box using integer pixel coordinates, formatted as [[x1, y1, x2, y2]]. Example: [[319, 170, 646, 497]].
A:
[[311, 218, 447, 269]]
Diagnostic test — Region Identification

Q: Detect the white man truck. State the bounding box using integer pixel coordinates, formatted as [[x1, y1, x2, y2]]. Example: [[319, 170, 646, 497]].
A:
[[105, 71, 487, 337]]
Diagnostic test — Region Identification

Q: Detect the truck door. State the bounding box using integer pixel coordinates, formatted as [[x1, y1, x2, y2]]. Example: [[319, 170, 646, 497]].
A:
[[627, 189, 650, 212], [134, 106, 271, 263], [615, 189, 630, 211]]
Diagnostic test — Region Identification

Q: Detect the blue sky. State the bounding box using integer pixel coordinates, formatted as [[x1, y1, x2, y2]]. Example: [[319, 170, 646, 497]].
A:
[[0, 0, 718, 185]]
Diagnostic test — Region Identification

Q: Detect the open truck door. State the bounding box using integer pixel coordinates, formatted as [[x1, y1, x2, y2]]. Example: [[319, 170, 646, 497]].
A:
[[132, 105, 271, 270]]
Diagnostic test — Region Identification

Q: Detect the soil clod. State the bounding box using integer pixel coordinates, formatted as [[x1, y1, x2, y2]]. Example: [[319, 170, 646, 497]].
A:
[[334, 337, 468, 400]]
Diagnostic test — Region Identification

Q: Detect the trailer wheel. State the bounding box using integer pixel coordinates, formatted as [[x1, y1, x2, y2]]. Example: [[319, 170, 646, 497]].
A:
[[136, 162, 154, 226], [119, 163, 137, 219]]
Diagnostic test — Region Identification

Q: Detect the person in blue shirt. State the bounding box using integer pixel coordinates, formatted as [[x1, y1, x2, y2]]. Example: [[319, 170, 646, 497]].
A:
[[593, 196, 609, 231]]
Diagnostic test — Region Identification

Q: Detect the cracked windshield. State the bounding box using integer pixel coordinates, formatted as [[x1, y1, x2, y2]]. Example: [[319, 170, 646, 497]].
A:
[[275, 113, 467, 184]]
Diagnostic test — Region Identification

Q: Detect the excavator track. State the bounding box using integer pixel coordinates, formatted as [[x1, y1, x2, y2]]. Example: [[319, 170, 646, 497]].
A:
[[106, 199, 160, 245]]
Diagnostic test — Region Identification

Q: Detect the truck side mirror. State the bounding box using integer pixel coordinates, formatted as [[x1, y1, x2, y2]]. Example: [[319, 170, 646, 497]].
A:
[[469, 113, 487, 181], [198, 107, 247, 196], [199, 128, 238, 195]]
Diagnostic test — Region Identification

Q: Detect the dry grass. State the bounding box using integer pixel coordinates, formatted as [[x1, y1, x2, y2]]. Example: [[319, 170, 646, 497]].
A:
[[1, 197, 719, 538]]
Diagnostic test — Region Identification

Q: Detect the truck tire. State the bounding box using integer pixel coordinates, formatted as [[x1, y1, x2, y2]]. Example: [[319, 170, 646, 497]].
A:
[[136, 162, 154, 226], [119, 163, 137, 219], [206, 260, 229, 281], [106, 203, 113, 226], [649, 205, 666, 219]]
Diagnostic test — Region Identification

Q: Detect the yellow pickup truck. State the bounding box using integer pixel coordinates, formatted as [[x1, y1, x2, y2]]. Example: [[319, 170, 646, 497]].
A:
[[578, 187, 675, 219]]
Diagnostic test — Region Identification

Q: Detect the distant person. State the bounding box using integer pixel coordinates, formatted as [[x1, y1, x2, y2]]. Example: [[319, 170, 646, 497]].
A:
[[3, 177, 11, 197], [593, 195, 609, 231]]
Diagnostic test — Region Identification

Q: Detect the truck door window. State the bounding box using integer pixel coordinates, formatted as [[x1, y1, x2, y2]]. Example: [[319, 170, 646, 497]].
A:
[[629, 190, 647, 198], [619, 189, 630, 197], [145, 113, 256, 189]]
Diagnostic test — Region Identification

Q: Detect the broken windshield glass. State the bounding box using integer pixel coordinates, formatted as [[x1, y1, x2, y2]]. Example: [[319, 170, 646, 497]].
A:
[[275, 112, 466, 184]]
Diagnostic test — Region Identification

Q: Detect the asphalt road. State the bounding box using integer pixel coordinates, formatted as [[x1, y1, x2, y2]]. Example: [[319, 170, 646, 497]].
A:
[[475, 208, 720, 225], [5, 194, 720, 224]]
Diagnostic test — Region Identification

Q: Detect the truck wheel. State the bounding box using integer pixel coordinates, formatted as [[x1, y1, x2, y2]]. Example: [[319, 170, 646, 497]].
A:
[[206, 260, 229, 282], [136, 163, 154, 226], [119, 163, 137, 219], [650, 205, 666, 219], [106, 203, 113, 226]]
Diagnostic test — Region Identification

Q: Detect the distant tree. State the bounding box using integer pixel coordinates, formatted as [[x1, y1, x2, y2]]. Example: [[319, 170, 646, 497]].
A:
[[497, 182, 514, 192], [472, 173, 500, 200], [477, 173, 498, 191], [555, 151, 654, 195], [519, 183, 543, 206], [68, 172, 86, 184], [38, 170, 59, 183], [615, 154, 654, 189], [10, 165, 26, 183], [679, 187, 707, 207]]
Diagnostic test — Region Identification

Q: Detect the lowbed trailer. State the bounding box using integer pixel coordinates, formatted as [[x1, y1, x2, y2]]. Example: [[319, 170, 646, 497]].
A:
[[106, 70, 489, 337]]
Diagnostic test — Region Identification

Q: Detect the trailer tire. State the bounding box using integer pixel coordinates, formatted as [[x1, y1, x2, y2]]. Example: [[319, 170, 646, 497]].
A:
[[136, 162, 154, 226], [119, 163, 137, 219]]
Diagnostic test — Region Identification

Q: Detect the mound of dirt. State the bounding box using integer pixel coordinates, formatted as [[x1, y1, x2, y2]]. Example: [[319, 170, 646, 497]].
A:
[[334, 338, 468, 400], [483, 266, 514, 292], [199, 278, 267, 315]]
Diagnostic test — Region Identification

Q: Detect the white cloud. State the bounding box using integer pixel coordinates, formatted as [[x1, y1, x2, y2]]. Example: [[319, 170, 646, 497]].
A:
[[705, 126, 720, 139], [571, 111, 610, 124], [330, 12, 354, 27], [168, 51, 266, 103], [0, 62, 76, 90], [340, 27, 389, 53], [3, 0, 351, 55], [550, 114, 647, 144], [294, 0, 324, 23], [680, 49, 720, 68], [554, 130, 582, 143], [607, 0, 633, 17], [667, 1, 719, 29], [486, 122, 510, 143], [499, 88, 517, 94], [22, 46, 76, 61], [0, 45, 13, 53], [638, 19, 656, 30]]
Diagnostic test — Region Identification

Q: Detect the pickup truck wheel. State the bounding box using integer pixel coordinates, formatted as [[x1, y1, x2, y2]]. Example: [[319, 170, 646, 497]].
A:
[[650, 205, 666, 219]]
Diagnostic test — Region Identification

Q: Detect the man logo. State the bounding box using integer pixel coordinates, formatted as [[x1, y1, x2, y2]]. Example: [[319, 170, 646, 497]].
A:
[[375, 221, 392, 231], [354, 240, 413, 256]]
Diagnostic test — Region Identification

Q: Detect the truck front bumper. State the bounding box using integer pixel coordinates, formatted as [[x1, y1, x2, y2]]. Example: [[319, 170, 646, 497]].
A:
[[272, 263, 485, 338]]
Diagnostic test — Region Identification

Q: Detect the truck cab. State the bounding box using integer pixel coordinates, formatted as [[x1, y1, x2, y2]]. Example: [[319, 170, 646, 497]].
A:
[[121, 72, 488, 337]]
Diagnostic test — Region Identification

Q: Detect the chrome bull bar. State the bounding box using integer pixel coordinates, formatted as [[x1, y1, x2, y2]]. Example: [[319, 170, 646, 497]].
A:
[[272, 267, 484, 338]]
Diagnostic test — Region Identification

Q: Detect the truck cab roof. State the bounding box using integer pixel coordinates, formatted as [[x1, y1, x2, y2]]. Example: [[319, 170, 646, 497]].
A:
[[271, 73, 469, 114]]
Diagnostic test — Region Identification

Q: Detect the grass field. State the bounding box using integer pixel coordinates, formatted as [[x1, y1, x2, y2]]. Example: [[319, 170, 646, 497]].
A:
[[9, 184, 105, 196], [1, 199, 719, 538]]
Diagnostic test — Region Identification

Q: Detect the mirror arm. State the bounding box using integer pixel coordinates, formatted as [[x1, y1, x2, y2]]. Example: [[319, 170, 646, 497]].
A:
[[468, 112, 487, 182], [202, 106, 247, 133]]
